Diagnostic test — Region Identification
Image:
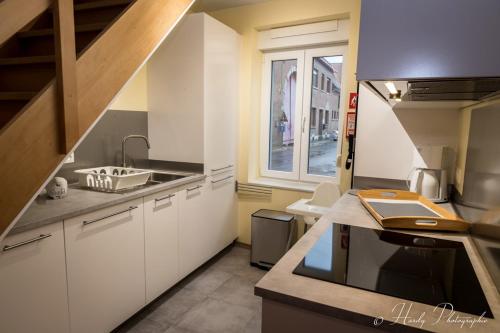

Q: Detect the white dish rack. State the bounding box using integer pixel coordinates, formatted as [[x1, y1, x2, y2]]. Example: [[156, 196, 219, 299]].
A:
[[75, 167, 152, 192]]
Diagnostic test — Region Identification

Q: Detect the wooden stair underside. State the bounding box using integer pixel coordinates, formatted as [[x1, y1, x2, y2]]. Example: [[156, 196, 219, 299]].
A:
[[17, 22, 109, 38], [0, 92, 38, 101], [0, 0, 194, 238], [0, 0, 138, 129]]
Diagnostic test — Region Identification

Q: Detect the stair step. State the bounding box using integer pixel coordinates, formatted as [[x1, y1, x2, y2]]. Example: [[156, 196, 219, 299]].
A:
[[0, 55, 55, 66], [18, 22, 109, 38], [0, 92, 37, 101], [74, 0, 133, 11]]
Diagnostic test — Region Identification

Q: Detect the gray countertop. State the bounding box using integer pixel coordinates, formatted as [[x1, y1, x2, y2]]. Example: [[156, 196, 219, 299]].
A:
[[255, 192, 500, 333], [11, 171, 206, 235]]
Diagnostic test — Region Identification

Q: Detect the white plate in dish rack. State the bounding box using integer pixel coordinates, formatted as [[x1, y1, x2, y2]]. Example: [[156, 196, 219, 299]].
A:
[[75, 167, 152, 192]]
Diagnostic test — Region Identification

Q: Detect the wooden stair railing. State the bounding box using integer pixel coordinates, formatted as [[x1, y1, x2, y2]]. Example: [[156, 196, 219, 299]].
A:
[[0, 0, 140, 130], [0, 0, 195, 239], [53, 0, 78, 152]]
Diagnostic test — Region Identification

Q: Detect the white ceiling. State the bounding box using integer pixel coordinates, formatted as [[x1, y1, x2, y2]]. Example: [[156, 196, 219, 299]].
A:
[[192, 0, 271, 12]]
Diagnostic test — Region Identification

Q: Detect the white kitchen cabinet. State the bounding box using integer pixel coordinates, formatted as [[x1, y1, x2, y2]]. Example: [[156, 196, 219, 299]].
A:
[[0, 222, 69, 333], [207, 173, 237, 255], [144, 188, 180, 303], [203, 14, 239, 174], [178, 175, 237, 279], [148, 12, 239, 173], [148, 13, 239, 275], [178, 180, 212, 277], [64, 198, 145, 333]]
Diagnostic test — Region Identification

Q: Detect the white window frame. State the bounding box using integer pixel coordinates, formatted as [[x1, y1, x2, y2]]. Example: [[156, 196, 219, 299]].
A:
[[300, 45, 348, 183], [259, 45, 347, 184], [260, 50, 305, 180]]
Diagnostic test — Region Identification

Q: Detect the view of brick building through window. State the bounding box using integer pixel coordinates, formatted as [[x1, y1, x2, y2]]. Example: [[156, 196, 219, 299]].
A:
[[268, 56, 343, 177], [269, 59, 298, 172]]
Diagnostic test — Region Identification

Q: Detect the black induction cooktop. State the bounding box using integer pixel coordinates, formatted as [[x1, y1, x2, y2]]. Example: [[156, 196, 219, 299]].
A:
[[293, 223, 493, 318]]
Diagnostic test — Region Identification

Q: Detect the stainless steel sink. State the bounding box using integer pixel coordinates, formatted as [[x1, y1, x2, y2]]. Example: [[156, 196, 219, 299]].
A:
[[76, 168, 190, 193], [148, 172, 187, 184], [108, 171, 190, 193]]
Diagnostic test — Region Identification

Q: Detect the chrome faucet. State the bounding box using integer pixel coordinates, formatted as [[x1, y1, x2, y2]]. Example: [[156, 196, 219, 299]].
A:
[[121, 135, 151, 168]]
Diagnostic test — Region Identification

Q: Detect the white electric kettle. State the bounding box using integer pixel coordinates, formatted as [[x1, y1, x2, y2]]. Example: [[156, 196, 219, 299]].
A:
[[408, 168, 448, 202]]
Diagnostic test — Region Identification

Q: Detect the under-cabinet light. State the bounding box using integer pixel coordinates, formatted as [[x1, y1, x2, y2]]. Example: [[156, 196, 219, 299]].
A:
[[385, 81, 398, 95]]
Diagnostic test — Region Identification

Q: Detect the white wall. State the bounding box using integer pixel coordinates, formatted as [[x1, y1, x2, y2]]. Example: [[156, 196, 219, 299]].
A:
[[354, 84, 459, 182]]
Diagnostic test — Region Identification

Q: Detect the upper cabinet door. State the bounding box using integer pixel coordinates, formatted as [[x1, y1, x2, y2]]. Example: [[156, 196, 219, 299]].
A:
[[144, 188, 180, 303], [148, 13, 240, 171], [64, 199, 146, 333], [0, 222, 69, 333], [357, 0, 500, 80], [148, 14, 205, 164], [203, 15, 240, 174]]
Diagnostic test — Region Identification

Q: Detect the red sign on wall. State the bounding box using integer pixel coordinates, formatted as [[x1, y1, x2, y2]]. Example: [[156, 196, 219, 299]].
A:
[[345, 112, 356, 138], [349, 92, 358, 109]]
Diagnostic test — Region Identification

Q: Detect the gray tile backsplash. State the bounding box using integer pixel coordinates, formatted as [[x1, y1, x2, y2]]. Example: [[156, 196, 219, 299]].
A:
[[57, 110, 148, 183]]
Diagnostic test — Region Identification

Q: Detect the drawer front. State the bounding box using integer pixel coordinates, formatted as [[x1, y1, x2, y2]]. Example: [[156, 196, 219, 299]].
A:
[[64, 198, 145, 333], [0, 222, 69, 333]]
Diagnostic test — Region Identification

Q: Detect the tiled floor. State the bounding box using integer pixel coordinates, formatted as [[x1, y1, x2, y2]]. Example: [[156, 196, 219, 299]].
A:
[[114, 246, 266, 333]]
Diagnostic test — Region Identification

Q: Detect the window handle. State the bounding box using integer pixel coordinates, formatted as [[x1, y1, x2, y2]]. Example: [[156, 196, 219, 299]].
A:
[[302, 117, 306, 133]]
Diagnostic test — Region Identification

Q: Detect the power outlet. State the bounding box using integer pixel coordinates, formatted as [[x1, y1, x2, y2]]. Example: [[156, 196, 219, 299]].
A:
[[64, 152, 75, 164]]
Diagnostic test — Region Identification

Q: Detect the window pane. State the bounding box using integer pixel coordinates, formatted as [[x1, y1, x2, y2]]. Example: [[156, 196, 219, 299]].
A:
[[307, 56, 343, 177], [269, 59, 297, 172], [313, 69, 318, 88]]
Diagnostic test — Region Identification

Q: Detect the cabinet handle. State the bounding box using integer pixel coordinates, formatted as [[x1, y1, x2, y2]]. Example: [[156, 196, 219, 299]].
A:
[[211, 165, 233, 172], [155, 194, 175, 203], [2, 234, 52, 252], [82, 206, 138, 226], [186, 185, 202, 192], [211, 175, 233, 184]]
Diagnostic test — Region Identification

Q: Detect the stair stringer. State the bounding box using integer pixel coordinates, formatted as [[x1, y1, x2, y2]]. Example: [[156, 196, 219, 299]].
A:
[[0, 0, 195, 240]]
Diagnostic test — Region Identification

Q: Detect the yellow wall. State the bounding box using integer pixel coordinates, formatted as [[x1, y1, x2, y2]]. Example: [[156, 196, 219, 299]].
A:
[[209, 0, 361, 244], [109, 65, 149, 111]]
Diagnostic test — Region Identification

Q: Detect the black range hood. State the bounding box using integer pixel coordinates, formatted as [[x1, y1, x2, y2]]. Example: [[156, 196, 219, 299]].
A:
[[403, 79, 500, 102]]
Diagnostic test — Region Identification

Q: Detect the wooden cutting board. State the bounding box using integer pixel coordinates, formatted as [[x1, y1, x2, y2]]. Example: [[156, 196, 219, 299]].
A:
[[358, 189, 470, 232]]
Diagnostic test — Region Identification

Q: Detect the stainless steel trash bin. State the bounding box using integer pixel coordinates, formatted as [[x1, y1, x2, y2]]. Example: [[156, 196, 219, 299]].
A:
[[250, 209, 296, 269]]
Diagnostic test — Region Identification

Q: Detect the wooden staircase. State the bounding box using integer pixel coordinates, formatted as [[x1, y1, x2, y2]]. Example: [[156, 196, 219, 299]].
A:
[[0, 0, 194, 239], [0, 0, 134, 128]]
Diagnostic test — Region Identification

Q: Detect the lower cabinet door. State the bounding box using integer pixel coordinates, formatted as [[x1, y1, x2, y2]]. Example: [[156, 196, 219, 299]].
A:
[[64, 199, 146, 333], [208, 173, 237, 254], [178, 181, 210, 277], [0, 222, 70, 333], [144, 189, 180, 303]]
